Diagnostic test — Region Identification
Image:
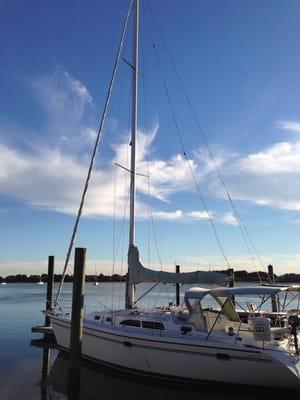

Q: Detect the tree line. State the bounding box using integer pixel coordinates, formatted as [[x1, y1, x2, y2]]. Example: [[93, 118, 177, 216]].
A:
[[1, 270, 300, 283], [0, 273, 126, 283]]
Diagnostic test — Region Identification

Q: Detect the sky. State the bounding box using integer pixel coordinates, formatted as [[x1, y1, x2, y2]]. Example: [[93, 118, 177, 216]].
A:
[[1, 0, 300, 276]]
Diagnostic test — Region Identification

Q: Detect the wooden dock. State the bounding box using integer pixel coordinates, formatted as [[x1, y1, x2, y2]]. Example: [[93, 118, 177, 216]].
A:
[[31, 325, 54, 334]]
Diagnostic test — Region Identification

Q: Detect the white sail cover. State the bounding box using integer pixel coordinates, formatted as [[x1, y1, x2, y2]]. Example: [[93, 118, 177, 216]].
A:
[[184, 285, 289, 300], [128, 245, 227, 286]]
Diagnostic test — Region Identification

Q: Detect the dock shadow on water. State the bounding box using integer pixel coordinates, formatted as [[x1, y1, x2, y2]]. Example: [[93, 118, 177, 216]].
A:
[[41, 348, 292, 400]]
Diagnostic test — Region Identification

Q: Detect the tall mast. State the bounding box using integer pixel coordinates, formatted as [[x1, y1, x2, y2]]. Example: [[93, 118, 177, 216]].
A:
[[126, 0, 139, 309]]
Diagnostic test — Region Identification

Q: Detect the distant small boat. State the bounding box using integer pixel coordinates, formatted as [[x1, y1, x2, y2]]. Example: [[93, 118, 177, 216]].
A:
[[93, 264, 99, 286], [1, 281, 7, 285], [37, 276, 44, 285]]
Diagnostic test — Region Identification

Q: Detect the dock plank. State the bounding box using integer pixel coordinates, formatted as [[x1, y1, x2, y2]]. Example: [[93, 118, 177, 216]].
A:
[[31, 325, 54, 334]]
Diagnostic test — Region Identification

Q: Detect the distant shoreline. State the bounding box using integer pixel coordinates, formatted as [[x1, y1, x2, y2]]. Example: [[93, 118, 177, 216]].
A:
[[0, 273, 126, 284], [1, 270, 300, 284]]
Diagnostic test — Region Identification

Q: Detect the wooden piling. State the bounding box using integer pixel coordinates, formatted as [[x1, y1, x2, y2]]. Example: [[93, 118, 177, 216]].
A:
[[228, 268, 235, 304], [41, 345, 50, 400], [31, 255, 55, 340], [268, 264, 275, 284], [45, 256, 54, 327], [228, 268, 235, 287], [268, 264, 278, 312], [176, 265, 180, 306], [69, 247, 86, 375]]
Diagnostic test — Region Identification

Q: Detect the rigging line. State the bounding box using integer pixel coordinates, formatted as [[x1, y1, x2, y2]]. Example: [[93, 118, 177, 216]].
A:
[[163, 279, 172, 302], [226, 194, 263, 276], [116, 146, 131, 309], [54, 0, 133, 306], [147, 170, 151, 267], [113, 178, 130, 277], [148, 32, 231, 270], [145, 1, 264, 272], [134, 282, 160, 304], [112, 80, 129, 307], [113, 45, 126, 309], [114, 101, 132, 309], [111, 163, 117, 309], [153, 282, 163, 308], [142, 70, 162, 269], [117, 55, 125, 128], [146, 171, 151, 267], [92, 296, 114, 312], [141, 44, 151, 268], [223, 192, 265, 275], [147, 177, 163, 268], [118, 225, 126, 310], [113, 84, 132, 265], [141, 31, 163, 271], [117, 82, 132, 310]]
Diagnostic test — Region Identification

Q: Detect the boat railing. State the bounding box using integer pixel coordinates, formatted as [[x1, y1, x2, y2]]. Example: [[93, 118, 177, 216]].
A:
[[52, 299, 73, 315]]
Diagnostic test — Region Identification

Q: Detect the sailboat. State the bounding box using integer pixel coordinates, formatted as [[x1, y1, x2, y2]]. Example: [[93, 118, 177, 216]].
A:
[[50, 0, 300, 389], [37, 275, 44, 285], [93, 264, 99, 286]]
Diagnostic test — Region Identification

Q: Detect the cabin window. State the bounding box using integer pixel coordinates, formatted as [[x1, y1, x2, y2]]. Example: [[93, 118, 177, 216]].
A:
[[180, 326, 192, 335], [120, 319, 141, 327], [94, 315, 100, 320], [142, 321, 165, 330], [106, 317, 112, 322]]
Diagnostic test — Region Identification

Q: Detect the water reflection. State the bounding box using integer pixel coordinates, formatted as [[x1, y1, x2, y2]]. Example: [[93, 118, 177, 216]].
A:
[[43, 350, 291, 400], [41, 345, 50, 400], [30, 336, 56, 400], [2, 282, 298, 400]]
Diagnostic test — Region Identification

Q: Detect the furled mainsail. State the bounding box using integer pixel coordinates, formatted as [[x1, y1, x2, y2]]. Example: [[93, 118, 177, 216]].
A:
[[128, 245, 227, 285]]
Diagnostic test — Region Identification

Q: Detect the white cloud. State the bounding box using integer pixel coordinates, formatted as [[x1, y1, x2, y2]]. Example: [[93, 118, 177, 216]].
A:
[[237, 141, 300, 174], [277, 120, 300, 133], [0, 132, 212, 220], [3, 67, 300, 277], [220, 212, 238, 226], [112, 124, 197, 202], [185, 209, 237, 226], [4, 66, 300, 223], [7, 70, 272, 221], [151, 210, 183, 220], [32, 66, 94, 145], [82, 127, 98, 143], [193, 146, 234, 176], [212, 140, 300, 210], [186, 210, 211, 220], [64, 70, 92, 105], [0, 67, 202, 220]]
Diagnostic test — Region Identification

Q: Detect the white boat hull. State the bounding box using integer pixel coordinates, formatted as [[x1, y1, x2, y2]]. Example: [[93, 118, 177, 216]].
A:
[[51, 315, 300, 389]]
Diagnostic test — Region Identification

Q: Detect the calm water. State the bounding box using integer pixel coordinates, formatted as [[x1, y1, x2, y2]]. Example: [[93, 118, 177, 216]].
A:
[[0, 282, 296, 400]]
